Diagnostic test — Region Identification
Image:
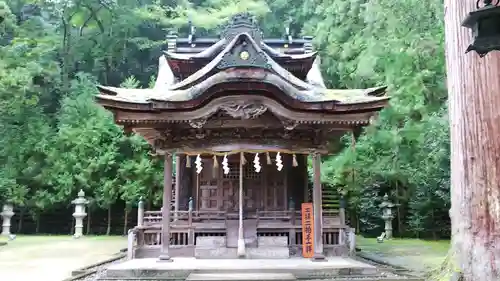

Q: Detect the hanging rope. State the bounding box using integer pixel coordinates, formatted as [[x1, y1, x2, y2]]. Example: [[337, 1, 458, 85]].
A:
[[182, 149, 310, 157], [292, 154, 298, 167], [213, 155, 219, 168]]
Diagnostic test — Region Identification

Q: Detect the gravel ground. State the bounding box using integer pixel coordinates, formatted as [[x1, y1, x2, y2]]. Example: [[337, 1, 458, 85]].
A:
[[0, 236, 126, 281]]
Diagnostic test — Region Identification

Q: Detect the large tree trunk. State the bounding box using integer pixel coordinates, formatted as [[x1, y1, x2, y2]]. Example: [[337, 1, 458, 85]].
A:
[[86, 210, 92, 235], [106, 206, 112, 235], [123, 208, 128, 236], [444, 1, 500, 280]]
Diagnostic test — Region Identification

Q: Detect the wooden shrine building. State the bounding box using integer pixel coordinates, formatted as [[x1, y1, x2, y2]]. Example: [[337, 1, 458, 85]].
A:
[[96, 13, 389, 260]]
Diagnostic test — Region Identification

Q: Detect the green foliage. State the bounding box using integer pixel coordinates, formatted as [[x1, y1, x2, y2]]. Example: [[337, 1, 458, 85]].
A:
[[307, 0, 449, 238], [0, 0, 450, 237]]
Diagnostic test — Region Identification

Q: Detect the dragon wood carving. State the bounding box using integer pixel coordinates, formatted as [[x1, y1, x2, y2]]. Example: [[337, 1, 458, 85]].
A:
[[219, 101, 268, 119], [184, 101, 307, 131]]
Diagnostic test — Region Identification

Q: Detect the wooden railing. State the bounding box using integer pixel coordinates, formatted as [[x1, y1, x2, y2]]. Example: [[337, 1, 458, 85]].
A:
[[143, 209, 340, 225], [133, 208, 347, 250]]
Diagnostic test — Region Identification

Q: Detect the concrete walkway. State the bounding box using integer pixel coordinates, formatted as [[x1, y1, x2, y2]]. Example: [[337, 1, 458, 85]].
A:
[[0, 236, 126, 281]]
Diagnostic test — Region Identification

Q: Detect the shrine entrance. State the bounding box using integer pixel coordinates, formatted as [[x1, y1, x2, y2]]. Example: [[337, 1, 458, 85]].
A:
[[196, 155, 286, 215], [196, 154, 287, 249]]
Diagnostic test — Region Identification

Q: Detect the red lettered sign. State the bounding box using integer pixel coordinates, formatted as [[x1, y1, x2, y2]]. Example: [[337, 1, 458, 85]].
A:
[[301, 203, 315, 258]]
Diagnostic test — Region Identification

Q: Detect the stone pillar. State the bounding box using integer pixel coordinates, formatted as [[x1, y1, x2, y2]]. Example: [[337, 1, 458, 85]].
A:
[[174, 154, 181, 221], [1, 203, 15, 236], [237, 153, 246, 257], [72, 190, 88, 238], [312, 153, 325, 261], [127, 229, 135, 260], [137, 197, 144, 227], [159, 153, 173, 262]]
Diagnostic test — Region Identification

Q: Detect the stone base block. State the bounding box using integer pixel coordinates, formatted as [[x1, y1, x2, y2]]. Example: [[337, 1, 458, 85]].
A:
[[195, 247, 237, 259], [196, 236, 226, 247], [195, 247, 290, 259], [246, 247, 289, 259], [258, 236, 288, 247]]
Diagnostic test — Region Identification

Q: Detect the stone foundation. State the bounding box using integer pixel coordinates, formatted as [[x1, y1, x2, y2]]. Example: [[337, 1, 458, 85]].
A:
[[194, 236, 290, 259]]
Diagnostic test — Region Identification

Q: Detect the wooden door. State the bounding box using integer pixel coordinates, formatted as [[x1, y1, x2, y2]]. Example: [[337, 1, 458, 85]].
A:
[[219, 160, 263, 213], [198, 158, 220, 211], [243, 164, 262, 212], [264, 167, 286, 211], [220, 161, 239, 212], [221, 177, 237, 211]]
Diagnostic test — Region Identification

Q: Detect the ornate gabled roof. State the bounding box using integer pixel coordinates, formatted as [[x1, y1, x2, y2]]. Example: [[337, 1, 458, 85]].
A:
[[164, 12, 316, 79], [96, 13, 389, 117]]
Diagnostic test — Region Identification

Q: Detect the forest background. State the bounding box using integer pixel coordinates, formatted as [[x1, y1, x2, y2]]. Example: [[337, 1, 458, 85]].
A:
[[0, 0, 448, 238]]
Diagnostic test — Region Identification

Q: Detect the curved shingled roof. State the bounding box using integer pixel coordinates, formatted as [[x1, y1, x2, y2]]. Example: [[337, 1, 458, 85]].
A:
[[97, 13, 389, 109]]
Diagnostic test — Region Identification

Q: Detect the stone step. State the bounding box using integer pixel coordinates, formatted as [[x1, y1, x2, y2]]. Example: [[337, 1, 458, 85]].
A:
[[186, 273, 296, 281], [226, 219, 257, 248], [98, 275, 422, 281]]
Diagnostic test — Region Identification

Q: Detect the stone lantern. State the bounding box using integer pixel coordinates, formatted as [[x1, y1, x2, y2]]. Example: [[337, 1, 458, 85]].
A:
[[1, 203, 15, 236], [379, 194, 395, 239], [71, 189, 88, 238]]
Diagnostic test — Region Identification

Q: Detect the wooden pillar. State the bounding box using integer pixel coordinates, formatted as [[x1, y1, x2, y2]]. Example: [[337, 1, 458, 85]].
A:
[[174, 154, 181, 221], [237, 152, 246, 257], [303, 155, 310, 203], [159, 153, 173, 262], [312, 153, 325, 261]]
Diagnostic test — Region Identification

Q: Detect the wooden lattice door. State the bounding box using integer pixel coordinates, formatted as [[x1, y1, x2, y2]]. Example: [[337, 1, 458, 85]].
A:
[[243, 164, 262, 212], [198, 158, 220, 211], [221, 162, 239, 212], [219, 161, 263, 213], [265, 167, 286, 211]]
